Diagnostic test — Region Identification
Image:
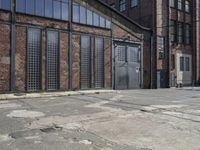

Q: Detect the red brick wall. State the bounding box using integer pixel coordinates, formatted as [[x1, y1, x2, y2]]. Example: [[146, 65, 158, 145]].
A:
[[15, 26, 27, 91], [104, 38, 112, 88], [60, 32, 69, 90], [72, 24, 111, 37], [0, 24, 10, 91], [72, 34, 80, 90]]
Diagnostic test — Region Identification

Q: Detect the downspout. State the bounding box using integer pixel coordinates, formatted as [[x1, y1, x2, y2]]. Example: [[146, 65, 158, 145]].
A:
[[10, 0, 16, 92], [150, 33, 153, 89], [167, 0, 170, 87], [153, 0, 157, 89], [68, 0, 73, 89], [196, 0, 200, 84]]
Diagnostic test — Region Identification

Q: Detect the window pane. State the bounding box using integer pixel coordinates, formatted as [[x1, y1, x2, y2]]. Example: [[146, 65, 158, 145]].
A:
[[185, 57, 190, 71], [62, 3, 68, 20], [100, 16, 105, 28], [119, 0, 126, 12], [53, 1, 61, 19], [1, 0, 11, 10], [80, 6, 86, 24], [93, 12, 99, 26], [106, 19, 111, 28], [158, 37, 165, 59], [36, 0, 45, 16], [16, 0, 26, 13], [87, 9, 93, 25], [73, 3, 79, 22], [45, 0, 53, 18], [26, 0, 35, 14], [178, 23, 183, 43], [178, 0, 182, 10], [185, 0, 190, 12], [131, 0, 138, 7], [170, 0, 175, 7], [180, 57, 184, 71]]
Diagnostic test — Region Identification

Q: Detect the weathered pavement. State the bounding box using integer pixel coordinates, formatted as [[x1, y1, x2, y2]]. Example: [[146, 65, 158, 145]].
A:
[[0, 88, 200, 150]]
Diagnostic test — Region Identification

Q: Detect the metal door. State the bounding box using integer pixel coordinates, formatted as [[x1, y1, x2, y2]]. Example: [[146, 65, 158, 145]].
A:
[[27, 28, 41, 91], [46, 31, 59, 90], [127, 46, 141, 89], [114, 42, 141, 89], [80, 36, 91, 89]]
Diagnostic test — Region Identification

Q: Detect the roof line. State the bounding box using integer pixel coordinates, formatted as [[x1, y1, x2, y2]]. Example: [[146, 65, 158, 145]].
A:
[[97, 0, 152, 31]]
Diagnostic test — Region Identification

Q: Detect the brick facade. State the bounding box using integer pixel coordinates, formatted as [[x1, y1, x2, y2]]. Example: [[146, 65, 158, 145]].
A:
[[104, 0, 198, 87], [0, 0, 152, 92], [0, 23, 10, 92]]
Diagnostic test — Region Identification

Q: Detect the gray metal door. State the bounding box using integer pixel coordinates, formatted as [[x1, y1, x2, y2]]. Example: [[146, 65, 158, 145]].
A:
[[27, 28, 41, 91], [46, 31, 59, 90], [80, 36, 91, 89], [114, 42, 141, 89], [127, 46, 141, 89]]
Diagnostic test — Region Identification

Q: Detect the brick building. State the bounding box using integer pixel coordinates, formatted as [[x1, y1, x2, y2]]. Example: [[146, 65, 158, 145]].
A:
[[0, 0, 153, 93], [103, 0, 200, 87]]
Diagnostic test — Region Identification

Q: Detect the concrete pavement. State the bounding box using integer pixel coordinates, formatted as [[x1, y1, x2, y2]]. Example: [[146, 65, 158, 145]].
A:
[[0, 88, 200, 150]]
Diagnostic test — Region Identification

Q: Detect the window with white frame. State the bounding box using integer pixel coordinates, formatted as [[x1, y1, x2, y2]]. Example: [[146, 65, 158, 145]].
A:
[[180, 56, 190, 71]]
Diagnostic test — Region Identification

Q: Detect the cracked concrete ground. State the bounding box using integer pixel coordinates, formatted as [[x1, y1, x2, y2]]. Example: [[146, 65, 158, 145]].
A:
[[0, 88, 200, 150]]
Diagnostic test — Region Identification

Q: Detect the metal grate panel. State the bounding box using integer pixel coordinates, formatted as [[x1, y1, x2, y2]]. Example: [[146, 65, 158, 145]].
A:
[[27, 28, 41, 91], [47, 31, 59, 90], [117, 46, 126, 62], [80, 36, 91, 89], [95, 38, 104, 88], [129, 46, 139, 63]]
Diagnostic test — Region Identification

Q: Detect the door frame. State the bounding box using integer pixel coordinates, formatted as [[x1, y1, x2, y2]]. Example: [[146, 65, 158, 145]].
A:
[[112, 40, 143, 89]]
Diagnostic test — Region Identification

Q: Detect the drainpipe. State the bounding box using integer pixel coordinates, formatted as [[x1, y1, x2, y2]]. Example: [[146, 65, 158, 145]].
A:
[[167, 0, 170, 88], [10, 0, 16, 92], [68, 0, 73, 89], [196, 0, 200, 84], [150, 34, 153, 89]]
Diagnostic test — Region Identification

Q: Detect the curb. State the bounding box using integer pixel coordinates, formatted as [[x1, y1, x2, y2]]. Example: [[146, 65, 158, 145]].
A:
[[0, 90, 116, 101]]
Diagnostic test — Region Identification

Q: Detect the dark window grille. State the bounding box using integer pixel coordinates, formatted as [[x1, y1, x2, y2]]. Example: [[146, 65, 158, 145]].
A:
[[47, 31, 59, 90], [80, 36, 91, 89], [27, 28, 41, 91], [95, 38, 104, 88]]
